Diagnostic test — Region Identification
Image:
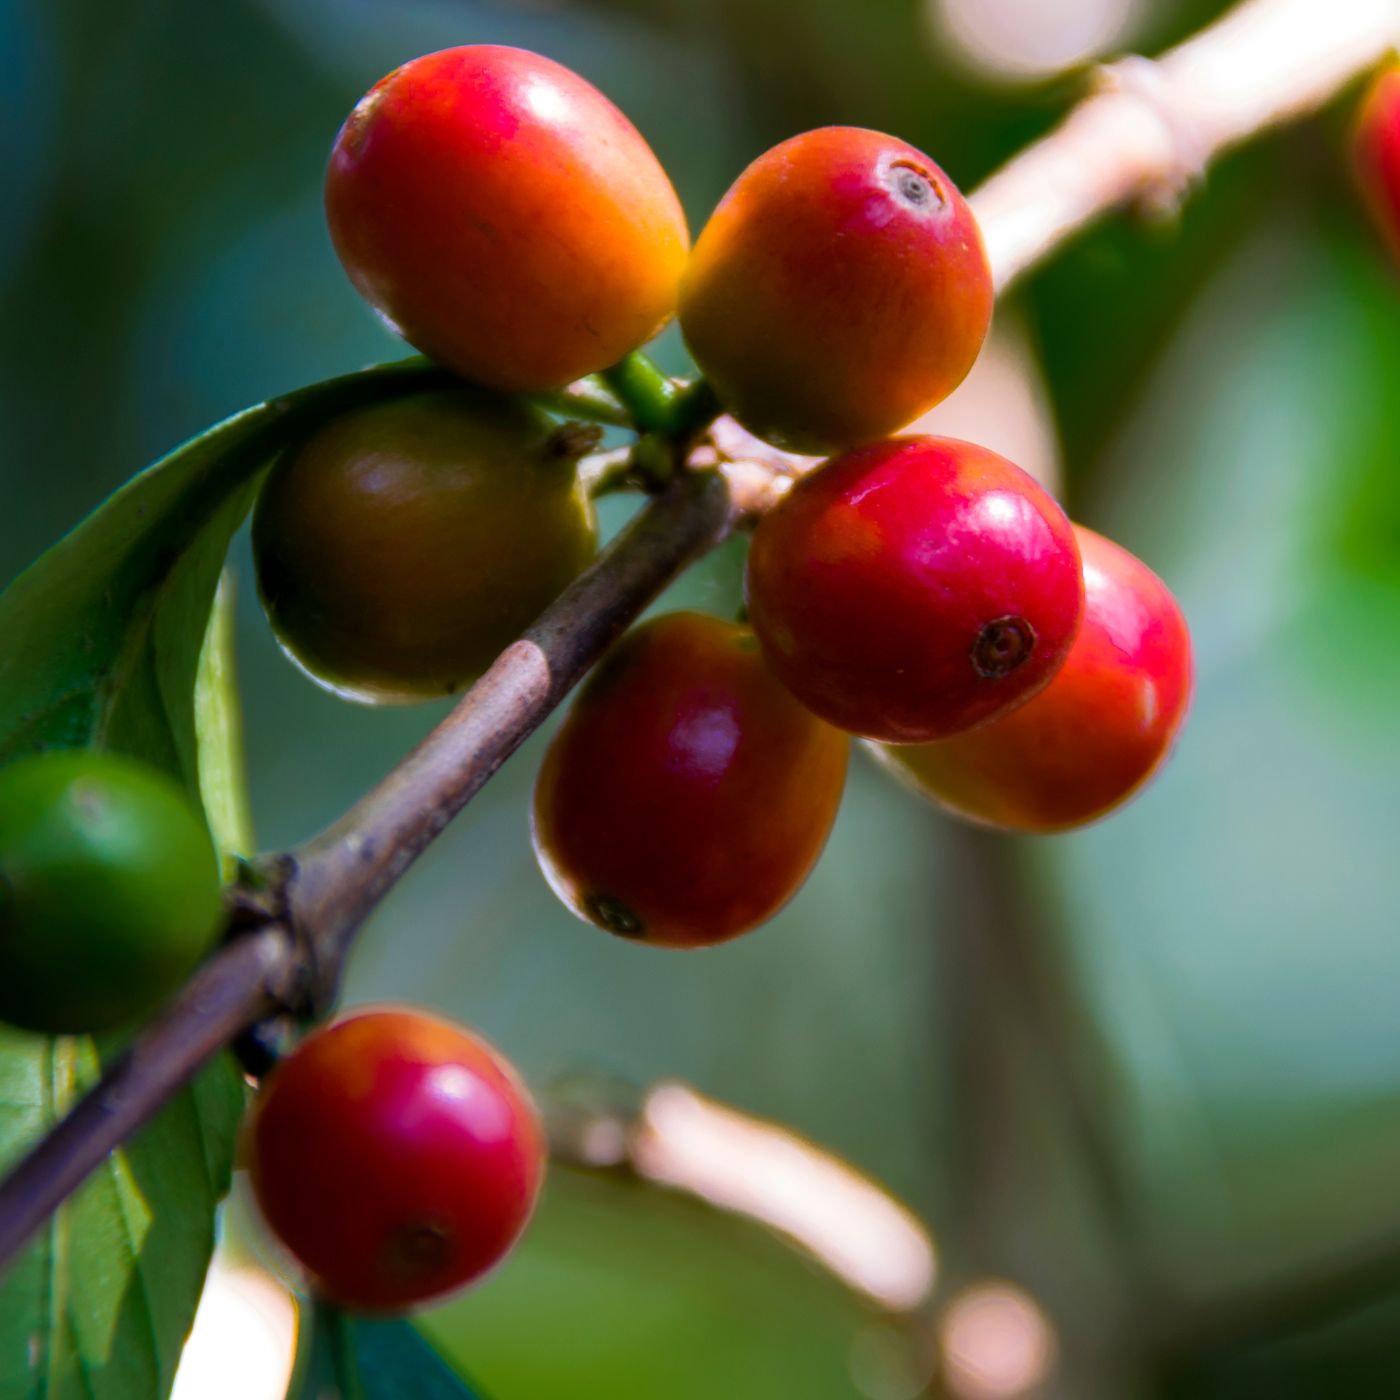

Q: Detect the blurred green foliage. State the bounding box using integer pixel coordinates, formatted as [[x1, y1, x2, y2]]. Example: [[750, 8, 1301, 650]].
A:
[[427, 1167, 906, 1399], [4, 0, 1400, 1394]]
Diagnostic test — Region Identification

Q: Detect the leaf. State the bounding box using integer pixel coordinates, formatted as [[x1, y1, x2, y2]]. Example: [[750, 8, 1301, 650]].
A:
[[291, 1307, 485, 1400], [424, 1167, 905, 1400], [0, 357, 445, 1399], [194, 576, 256, 873], [0, 1032, 249, 1400], [0, 356, 444, 798]]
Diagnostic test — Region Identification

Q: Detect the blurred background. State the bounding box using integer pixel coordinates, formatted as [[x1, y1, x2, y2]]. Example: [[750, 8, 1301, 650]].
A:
[[3, 0, 1400, 1395]]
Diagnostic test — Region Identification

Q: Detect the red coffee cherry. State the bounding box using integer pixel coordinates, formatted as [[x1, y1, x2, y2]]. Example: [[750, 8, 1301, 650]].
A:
[[747, 436, 1083, 743], [679, 127, 992, 453], [249, 1007, 544, 1313], [532, 612, 849, 947], [326, 46, 690, 391], [1353, 63, 1400, 263], [876, 527, 1193, 831], [252, 387, 597, 703]]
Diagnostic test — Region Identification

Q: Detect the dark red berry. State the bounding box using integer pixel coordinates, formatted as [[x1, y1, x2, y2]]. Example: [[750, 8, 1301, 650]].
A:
[[532, 612, 849, 947]]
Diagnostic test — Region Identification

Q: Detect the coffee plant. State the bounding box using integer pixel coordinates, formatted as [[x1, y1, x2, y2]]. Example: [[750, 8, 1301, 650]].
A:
[[2, 2, 1398, 1396]]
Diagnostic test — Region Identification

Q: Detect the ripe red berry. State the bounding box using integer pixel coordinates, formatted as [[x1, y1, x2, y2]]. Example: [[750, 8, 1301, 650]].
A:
[[1353, 63, 1400, 263], [248, 1008, 544, 1313], [326, 46, 690, 391], [678, 127, 992, 453], [252, 387, 597, 703], [532, 612, 849, 948], [875, 527, 1192, 831], [747, 436, 1083, 743]]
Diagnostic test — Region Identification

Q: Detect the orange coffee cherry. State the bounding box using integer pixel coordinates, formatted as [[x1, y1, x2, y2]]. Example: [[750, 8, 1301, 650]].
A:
[[679, 126, 992, 452], [326, 46, 690, 391]]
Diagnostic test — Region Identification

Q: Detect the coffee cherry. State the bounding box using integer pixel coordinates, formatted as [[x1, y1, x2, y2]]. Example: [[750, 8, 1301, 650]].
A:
[[248, 1007, 544, 1313], [875, 527, 1192, 831], [326, 45, 690, 392], [1353, 63, 1400, 263], [532, 612, 849, 948], [678, 127, 992, 453], [253, 387, 597, 703], [0, 750, 223, 1035], [747, 436, 1083, 743]]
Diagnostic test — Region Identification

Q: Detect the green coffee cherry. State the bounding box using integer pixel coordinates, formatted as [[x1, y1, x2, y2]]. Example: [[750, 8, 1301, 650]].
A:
[[252, 387, 599, 704], [0, 750, 224, 1035]]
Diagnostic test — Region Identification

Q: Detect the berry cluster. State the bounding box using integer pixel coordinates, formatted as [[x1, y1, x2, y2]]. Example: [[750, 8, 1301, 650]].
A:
[[0, 41, 1211, 1318], [254, 44, 1194, 1308], [277, 44, 1192, 948], [232, 58, 1397, 1314]]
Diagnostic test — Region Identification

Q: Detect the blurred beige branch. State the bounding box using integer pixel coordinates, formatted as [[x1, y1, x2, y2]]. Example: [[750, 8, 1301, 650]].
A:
[[972, 0, 1400, 290]]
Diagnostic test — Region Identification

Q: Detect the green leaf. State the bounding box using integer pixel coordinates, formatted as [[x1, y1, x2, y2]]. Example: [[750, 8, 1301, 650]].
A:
[[291, 1307, 485, 1400], [0, 1032, 247, 1400], [424, 1167, 908, 1400], [194, 576, 256, 872], [0, 356, 444, 797], [0, 357, 446, 1399]]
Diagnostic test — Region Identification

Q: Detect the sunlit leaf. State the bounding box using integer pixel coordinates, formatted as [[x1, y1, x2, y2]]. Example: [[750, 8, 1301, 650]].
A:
[[0, 358, 444, 1399], [290, 1307, 484, 1400]]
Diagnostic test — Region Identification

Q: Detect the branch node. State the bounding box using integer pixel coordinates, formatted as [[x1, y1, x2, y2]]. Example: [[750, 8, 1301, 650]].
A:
[[239, 853, 334, 1020], [1095, 55, 1213, 218]]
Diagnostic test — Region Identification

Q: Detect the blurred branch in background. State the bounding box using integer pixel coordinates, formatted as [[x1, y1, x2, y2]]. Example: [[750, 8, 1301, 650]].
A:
[[178, 1078, 945, 1400], [930, 822, 1150, 1395], [973, 0, 1400, 287], [553, 1079, 937, 1314]]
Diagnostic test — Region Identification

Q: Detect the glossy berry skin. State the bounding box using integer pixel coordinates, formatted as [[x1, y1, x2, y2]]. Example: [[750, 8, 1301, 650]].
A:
[[532, 612, 849, 948], [1353, 64, 1400, 263], [747, 436, 1083, 744], [253, 387, 597, 704], [0, 750, 222, 1035], [248, 1008, 544, 1313], [326, 46, 690, 392], [876, 528, 1193, 831], [679, 127, 992, 453]]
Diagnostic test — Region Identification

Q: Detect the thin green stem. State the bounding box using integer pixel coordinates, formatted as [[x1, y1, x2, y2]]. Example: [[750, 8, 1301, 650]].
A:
[[322, 1303, 370, 1400], [527, 376, 633, 428], [665, 377, 722, 439], [601, 353, 682, 433], [600, 354, 721, 444]]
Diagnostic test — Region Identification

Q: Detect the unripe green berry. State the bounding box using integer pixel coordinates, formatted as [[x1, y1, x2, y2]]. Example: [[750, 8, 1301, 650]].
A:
[[0, 750, 223, 1035], [252, 387, 598, 703]]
